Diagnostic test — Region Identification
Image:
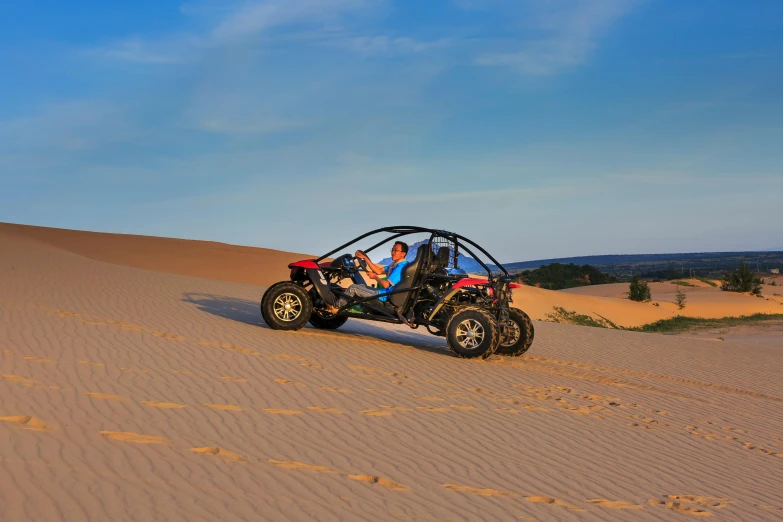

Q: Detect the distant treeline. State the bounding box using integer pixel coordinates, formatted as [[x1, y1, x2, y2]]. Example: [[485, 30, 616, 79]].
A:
[[514, 263, 618, 290], [505, 251, 783, 280]]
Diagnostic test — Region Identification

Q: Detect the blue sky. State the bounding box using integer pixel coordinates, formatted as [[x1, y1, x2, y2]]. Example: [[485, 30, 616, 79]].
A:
[[1, 0, 781, 262]]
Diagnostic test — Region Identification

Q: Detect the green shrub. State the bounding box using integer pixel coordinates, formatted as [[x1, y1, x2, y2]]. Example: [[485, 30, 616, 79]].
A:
[[696, 277, 718, 287], [670, 280, 695, 287], [545, 307, 619, 329], [629, 275, 651, 302], [721, 261, 763, 296], [675, 285, 687, 310]]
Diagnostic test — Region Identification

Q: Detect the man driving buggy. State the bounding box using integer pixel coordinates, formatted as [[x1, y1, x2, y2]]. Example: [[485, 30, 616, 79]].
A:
[[328, 241, 409, 312]]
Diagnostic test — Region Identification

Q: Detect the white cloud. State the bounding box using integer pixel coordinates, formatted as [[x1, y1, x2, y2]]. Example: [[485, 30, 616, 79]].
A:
[[338, 35, 451, 56], [211, 0, 381, 42], [364, 186, 572, 204], [88, 37, 192, 64], [88, 0, 384, 64], [475, 0, 640, 75]]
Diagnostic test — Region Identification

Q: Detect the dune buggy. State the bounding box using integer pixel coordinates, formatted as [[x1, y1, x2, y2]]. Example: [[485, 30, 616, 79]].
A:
[[260, 226, 534, 359]]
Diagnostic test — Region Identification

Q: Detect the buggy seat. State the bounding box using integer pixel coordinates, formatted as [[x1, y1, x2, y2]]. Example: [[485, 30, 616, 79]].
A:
[[380, 242, 431, 314]]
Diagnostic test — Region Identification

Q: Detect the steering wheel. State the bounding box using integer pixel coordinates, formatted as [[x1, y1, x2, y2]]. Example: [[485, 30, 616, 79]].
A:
[[354, 256, 370, 273]]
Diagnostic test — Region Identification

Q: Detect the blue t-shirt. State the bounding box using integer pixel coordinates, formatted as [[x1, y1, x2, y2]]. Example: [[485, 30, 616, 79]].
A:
[[378, 260, 408, 301]]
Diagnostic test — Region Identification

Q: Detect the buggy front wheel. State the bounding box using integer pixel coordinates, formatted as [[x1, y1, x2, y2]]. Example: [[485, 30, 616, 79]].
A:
[[446, 307, 499, 359], [261, 282, 312, 331]]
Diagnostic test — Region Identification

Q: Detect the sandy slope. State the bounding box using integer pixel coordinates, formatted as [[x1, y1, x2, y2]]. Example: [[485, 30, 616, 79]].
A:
[[1, 228, 783, 521], [0, 222, 311, 287]]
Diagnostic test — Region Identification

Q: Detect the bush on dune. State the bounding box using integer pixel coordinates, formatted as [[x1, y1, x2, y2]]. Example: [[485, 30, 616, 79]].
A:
[[628, 275, 652, 302], [721, 261, 763, 296]]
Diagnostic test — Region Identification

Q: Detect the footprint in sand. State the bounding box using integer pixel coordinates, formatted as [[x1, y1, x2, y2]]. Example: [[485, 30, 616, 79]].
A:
[[86, 392, 126, 402], [347, 474, 408, 491], [23, 356, 55, 364], [417, 407, 448, 412], [443, 484, 511, 497], [307, 407, 343, 414], [348, 365, 379, 372], [322, 387, 350, 393], [380, 406, 413, 411], [220, 376, 247, 383], [361, 409, 392, 417], [2, 374, 38, 387], [191, 446, 246, 462], [100, 431, 168, 444], [449, 405, 477, 411], [351, 373, 380, 379], [526, 496, 585, 512], [274, 379, 305, 387], [495, 408, 522, 414], [195, 340, 260, 356], [556, 403, 606, 418], [301, 363, 325, 370], [263, 409, 302, 415], [648, 499, 712, 516], [268, 460, 338, 474], [78, 360, 105, 367], [667, 495, 733, 509], [271, 354, 307, 361], [151, 332, 186, 341], [204, 404, 243, 412], [0, 416, 52, 431], [587, 499, 643, 510], [522, 404, 550, 412], [142, 401, 187, 409]]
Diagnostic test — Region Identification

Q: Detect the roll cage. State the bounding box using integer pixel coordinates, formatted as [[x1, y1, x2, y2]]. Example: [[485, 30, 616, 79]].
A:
[[314, 226, 509, 281]]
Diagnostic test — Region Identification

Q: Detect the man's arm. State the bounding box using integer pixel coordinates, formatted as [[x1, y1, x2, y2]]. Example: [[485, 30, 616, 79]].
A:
[[369, 273, 392, 289]]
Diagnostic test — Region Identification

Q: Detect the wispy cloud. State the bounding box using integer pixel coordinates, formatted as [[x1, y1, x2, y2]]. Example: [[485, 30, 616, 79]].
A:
[[336, 35, 451, 56], [87, 37, 192, 64], [89, 0, 385, 64], [473, 0, 640, 75], [211, 0, 381, 42], [364, 186, 571, 204]]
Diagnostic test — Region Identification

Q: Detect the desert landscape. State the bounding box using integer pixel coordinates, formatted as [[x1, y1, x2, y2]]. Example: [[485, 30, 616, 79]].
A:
[[1, 223, 782, 521]]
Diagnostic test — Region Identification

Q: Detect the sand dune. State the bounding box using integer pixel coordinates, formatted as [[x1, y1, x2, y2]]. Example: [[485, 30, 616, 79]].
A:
[[515, 280, 783, 328], [2, 225, 783, 520], [0, 222, 311, 287]]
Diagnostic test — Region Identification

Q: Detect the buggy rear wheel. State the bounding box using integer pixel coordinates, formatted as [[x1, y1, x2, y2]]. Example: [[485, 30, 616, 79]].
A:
[[446, 307, 499, 359], [495, 308, 534, 357], [261, 282, 312, 331], [309, 310, 348, 330]]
